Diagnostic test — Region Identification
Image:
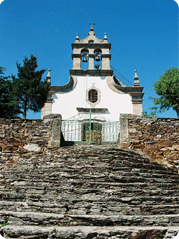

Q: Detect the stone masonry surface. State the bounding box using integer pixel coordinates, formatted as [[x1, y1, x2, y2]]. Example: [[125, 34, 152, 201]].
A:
[[0, 115, 178, 238], [0, 114, 62, 156], [120, 115, 179, 171], [0, 118, 52, 154], [0, 144, 178, 238]]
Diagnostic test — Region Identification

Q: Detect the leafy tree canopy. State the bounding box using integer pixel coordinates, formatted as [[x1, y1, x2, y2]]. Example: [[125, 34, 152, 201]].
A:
[[12, 55, 49, 119], [0, 67, 21, 119], [152, 67, 179, 118]]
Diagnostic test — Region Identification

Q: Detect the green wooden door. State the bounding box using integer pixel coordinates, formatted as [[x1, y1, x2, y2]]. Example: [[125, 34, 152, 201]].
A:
[[82, 122, 102, 143]]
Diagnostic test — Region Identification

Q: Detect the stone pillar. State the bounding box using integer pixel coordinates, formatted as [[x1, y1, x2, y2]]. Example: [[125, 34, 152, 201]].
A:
[[43, 114, 62, 147], [132, 99, 143, 116], [101, 54, 111, 70], [119, 114, 133, 149], [41, 98, 53, 119], [88, 54, 95, 69], [72, 54, 81, 69], [41, 69, 53, 119], [131, 70, 143, 116]]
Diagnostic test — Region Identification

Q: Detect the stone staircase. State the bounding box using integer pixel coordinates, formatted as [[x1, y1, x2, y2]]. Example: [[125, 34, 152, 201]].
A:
[[0, 145, 178, 238]]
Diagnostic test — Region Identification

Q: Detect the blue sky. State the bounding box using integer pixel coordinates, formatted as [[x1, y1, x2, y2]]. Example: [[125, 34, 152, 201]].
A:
[[0, 0, 178, 119]]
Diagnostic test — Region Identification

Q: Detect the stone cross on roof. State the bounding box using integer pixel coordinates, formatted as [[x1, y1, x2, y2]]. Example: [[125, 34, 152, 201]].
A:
[[89, 22, 96, 29]]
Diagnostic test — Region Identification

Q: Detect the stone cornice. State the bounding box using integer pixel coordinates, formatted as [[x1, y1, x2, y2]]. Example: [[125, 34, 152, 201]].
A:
[[101, 54, 111, 59], [71, 54, 81, 59], [129, 92, 144, 98], [46, 98, 53, 103], [72, 43, 111, 49], [114, 84, 144, 94], [107, 76, 144, 95], [70, 69, 113, 77], [131, 99, 143, 104], [77, 108, 108, 113]]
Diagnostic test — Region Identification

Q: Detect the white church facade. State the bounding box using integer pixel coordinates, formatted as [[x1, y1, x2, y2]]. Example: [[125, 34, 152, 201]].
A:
[[41, 25, 144, 143]]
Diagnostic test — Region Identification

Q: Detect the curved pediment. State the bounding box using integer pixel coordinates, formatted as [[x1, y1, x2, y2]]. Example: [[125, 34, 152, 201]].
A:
[[50, 76, 77, 94]]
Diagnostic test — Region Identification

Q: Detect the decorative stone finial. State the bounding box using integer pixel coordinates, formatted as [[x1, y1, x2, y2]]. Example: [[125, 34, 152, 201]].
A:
[[134, 69, 140, 86], [134, 69, 138, 78], [46, 69, 51, 84], [104, 32, 108, 42], [75, 33, 79, 42]]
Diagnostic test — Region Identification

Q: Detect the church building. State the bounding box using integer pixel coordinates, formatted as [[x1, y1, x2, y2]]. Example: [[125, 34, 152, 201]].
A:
[[41, 24, 144, 143]]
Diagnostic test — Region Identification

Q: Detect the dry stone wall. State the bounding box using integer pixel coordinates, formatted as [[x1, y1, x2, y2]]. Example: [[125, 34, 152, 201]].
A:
[[0, 114, 62, 155], [120, 114, 179, 170]]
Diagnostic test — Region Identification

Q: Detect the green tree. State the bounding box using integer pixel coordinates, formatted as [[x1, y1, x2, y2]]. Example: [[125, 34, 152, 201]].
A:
[[0, 67, 21, 118], [12, 55, 49, 119], [152, 67, 179, 118], [142, 111, 157, 118]]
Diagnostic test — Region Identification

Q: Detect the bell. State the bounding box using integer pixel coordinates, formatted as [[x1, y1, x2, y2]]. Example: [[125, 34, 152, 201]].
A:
[[95, 52, 101, 61], [82, 55, 88, 62], [95, 64, 100, 70]]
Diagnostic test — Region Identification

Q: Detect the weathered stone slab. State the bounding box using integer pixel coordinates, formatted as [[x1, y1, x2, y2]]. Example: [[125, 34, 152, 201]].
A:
[[23, 144, 41, 152], [0, 225, 174, 239]]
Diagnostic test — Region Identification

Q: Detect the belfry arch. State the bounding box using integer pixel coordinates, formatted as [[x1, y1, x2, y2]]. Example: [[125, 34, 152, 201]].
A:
[[81, 48, 89, 69]]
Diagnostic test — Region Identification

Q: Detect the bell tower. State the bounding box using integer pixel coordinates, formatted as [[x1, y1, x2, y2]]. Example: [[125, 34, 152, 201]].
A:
[[70, 23, 113, 77]]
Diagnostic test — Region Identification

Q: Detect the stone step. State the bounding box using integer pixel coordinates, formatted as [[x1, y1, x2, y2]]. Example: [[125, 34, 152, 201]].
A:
[[1, 162, 178, 174], [1, 174, 178, 185], [1, 156, 170, 166], [0, 189, 178, 205], [0, 162, 169, 169], [0, 211, 179, 227], [0, 187, 178, 198], [4, 155, 176, 165], [2, 178, 176, 187], [1, 166, 177, 176], [0, 147, 170, 159], [2, 225, 178, 239], [1, 181, 178, 190], [0, 201, 66, 214], [1, 186, 177, 197], [0, 201, 178, 215]]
